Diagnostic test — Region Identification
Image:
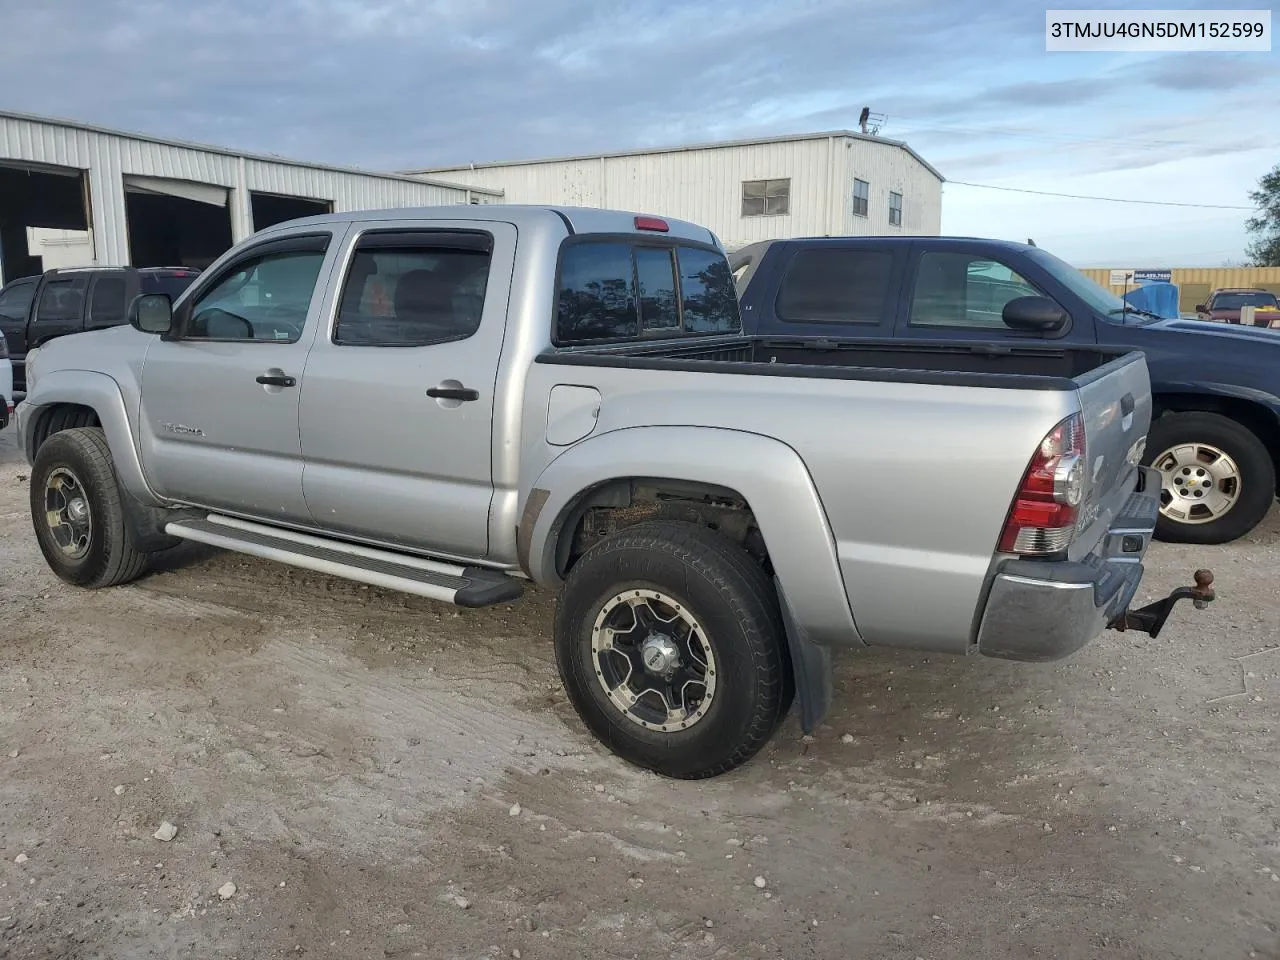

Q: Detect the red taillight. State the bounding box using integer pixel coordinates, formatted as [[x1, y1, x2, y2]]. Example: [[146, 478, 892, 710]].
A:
[[998, 413, 1086, 556], [634, 215, 669, 232]]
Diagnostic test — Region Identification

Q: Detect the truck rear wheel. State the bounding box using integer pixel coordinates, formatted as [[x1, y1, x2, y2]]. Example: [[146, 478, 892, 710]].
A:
[[1145, 411, 1275, 544], [554, 520, 788, 779], [30, 427, 151, 588]]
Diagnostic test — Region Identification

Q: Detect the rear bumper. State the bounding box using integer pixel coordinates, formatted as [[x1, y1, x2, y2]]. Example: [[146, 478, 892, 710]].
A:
[[975, 467, 1160, 662]]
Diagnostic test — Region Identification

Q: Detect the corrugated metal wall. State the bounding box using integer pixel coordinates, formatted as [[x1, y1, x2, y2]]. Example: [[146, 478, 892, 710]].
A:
[[0, 113, 488, 274], [832, 139, 943, 237], [1080, 266, 1280, 314], [426, 136, 944, 250]]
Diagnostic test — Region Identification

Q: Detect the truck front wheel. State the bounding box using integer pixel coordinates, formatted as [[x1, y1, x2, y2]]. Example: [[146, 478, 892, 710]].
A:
[[1145, 411, 1275, 544], [30, 427, 151, 588], [554, 520, 789, 779]]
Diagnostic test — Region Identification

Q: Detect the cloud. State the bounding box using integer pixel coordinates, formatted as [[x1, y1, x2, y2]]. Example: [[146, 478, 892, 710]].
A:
[[984, 78, 1115, 106], [0, 0, 1042, 169], [0, 0, 1275, 265], [1141, 53, 1275, 91]]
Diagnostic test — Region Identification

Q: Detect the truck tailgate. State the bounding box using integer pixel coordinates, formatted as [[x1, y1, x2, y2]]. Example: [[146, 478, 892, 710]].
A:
[[1071, 353, 1152, 555]]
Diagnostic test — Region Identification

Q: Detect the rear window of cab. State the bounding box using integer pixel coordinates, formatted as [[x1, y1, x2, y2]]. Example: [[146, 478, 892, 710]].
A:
[[554, 239, 740, 345]]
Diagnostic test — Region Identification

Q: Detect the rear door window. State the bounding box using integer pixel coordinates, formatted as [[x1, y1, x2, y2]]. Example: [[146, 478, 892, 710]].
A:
[[555, 241, 740, 345], [775, 248, 895, 324], [334, 232, 492, 346], [88, 276, 129, 328]]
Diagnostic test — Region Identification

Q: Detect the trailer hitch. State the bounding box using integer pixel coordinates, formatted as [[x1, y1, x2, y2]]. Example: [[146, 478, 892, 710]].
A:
[[1109, 569, 1215, 639]]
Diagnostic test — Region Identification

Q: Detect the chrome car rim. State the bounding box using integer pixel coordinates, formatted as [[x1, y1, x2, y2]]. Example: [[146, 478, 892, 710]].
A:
[[44, 467, 93, 559], [1152, 442, 1241, 524], [590, 588, 717, 733]]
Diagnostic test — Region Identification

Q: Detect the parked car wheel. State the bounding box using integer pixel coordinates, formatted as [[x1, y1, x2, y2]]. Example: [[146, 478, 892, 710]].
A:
[[554, 520, 788, 779], [1144, 411, 1275, 544], [30, 427, 151, 588]]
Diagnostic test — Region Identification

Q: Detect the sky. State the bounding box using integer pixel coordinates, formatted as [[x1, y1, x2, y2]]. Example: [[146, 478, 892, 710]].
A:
[[0, 0, 1276, 267]]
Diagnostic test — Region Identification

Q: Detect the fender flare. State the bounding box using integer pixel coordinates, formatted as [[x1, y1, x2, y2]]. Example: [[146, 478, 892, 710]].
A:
[[22, 369, 164, 507], [1151, 381, 1280, 428], [523, 425, 861, 648]]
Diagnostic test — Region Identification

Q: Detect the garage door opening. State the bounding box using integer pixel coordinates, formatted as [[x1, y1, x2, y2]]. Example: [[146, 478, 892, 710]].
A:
[[125, 175, 232, 270], [0, 161, 92, 284], [251, 192, 332, 231]]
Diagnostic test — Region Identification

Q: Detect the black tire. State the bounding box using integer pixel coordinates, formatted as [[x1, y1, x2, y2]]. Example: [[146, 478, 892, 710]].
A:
[[1144, 411, 1276, 544], [554, 520, 788, 779], [30, 427, 151, 588]]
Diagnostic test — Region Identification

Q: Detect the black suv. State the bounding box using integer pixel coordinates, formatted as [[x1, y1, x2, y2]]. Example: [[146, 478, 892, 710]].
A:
[[0, 266, 200, 396]]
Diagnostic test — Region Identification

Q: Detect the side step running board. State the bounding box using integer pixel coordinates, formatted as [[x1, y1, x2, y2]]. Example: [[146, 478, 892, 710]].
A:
[[165, 515, 523, 608]]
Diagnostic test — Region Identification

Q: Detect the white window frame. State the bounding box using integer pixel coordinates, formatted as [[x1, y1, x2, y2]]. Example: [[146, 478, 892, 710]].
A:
[[742, 178, 791, 217], [853, 179, 870, 218]]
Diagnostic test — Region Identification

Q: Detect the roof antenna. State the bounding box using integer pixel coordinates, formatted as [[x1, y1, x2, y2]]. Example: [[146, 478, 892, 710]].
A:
[[857, 107, 886, 135]]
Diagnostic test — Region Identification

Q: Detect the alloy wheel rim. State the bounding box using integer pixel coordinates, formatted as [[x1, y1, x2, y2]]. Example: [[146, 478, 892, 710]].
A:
[[590, 588, 717, 732], [1152, 442, 1242, 524], [44, 467, 93, 559]]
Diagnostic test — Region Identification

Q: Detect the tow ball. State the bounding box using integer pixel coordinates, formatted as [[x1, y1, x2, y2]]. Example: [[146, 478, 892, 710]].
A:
[[1108, 569, 1215, 639]]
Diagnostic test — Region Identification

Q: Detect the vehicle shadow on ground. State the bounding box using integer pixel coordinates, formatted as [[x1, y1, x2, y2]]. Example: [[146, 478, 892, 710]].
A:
[[143, 540, 224, 574]]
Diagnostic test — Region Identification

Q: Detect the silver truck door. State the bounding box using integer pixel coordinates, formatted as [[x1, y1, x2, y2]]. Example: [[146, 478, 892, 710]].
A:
[[137, 230, 343, 522], [297, 221, 515, 560]]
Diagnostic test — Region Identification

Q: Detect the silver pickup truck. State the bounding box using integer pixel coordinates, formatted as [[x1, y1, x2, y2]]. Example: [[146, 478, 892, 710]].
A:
[[16, 205, 1211, 778]]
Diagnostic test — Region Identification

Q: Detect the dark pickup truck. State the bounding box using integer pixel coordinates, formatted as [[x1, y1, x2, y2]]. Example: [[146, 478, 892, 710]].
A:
[[731, 237, 1280, 545], [0, 265, 200, 396]]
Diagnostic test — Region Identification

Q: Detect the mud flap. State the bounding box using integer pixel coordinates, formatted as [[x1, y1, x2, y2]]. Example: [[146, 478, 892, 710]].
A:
[[775, 577, 833, 734]]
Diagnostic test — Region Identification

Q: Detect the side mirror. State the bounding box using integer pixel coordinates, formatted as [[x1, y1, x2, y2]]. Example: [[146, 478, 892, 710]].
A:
[[1002, 295, 1068, 333], [1194, 303, 1207, 313], [129, 293, 173, 335]]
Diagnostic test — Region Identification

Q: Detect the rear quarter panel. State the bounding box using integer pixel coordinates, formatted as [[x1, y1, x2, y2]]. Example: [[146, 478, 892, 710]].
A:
[[520, 359, 1080, 653]]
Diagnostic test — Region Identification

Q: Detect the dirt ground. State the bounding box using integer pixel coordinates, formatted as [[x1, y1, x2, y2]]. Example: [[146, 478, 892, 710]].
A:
[[1, 428, 1278, 960]]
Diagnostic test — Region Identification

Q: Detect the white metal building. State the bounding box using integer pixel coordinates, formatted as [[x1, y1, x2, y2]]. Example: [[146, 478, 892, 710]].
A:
[[411, 131, 944, 251], [0, 111, 502, 284]]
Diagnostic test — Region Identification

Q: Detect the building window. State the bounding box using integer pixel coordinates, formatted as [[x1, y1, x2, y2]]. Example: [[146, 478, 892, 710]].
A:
[[888, 191, 903, 226], [742, 179, 790, 217], [853, 179, 869, 218]]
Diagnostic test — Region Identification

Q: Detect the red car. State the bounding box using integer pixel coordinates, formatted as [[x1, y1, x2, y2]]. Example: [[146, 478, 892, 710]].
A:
[[1196, 288, 1280, 325]]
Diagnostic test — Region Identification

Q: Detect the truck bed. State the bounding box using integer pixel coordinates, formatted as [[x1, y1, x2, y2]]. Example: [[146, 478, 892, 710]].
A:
[[539, 335, 1134, 391]]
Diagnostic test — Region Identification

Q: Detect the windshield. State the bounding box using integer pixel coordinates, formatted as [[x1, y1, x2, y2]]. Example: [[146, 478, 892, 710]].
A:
[[1211, 292, 1278, 310], [1021, 247, 1158, 324]]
